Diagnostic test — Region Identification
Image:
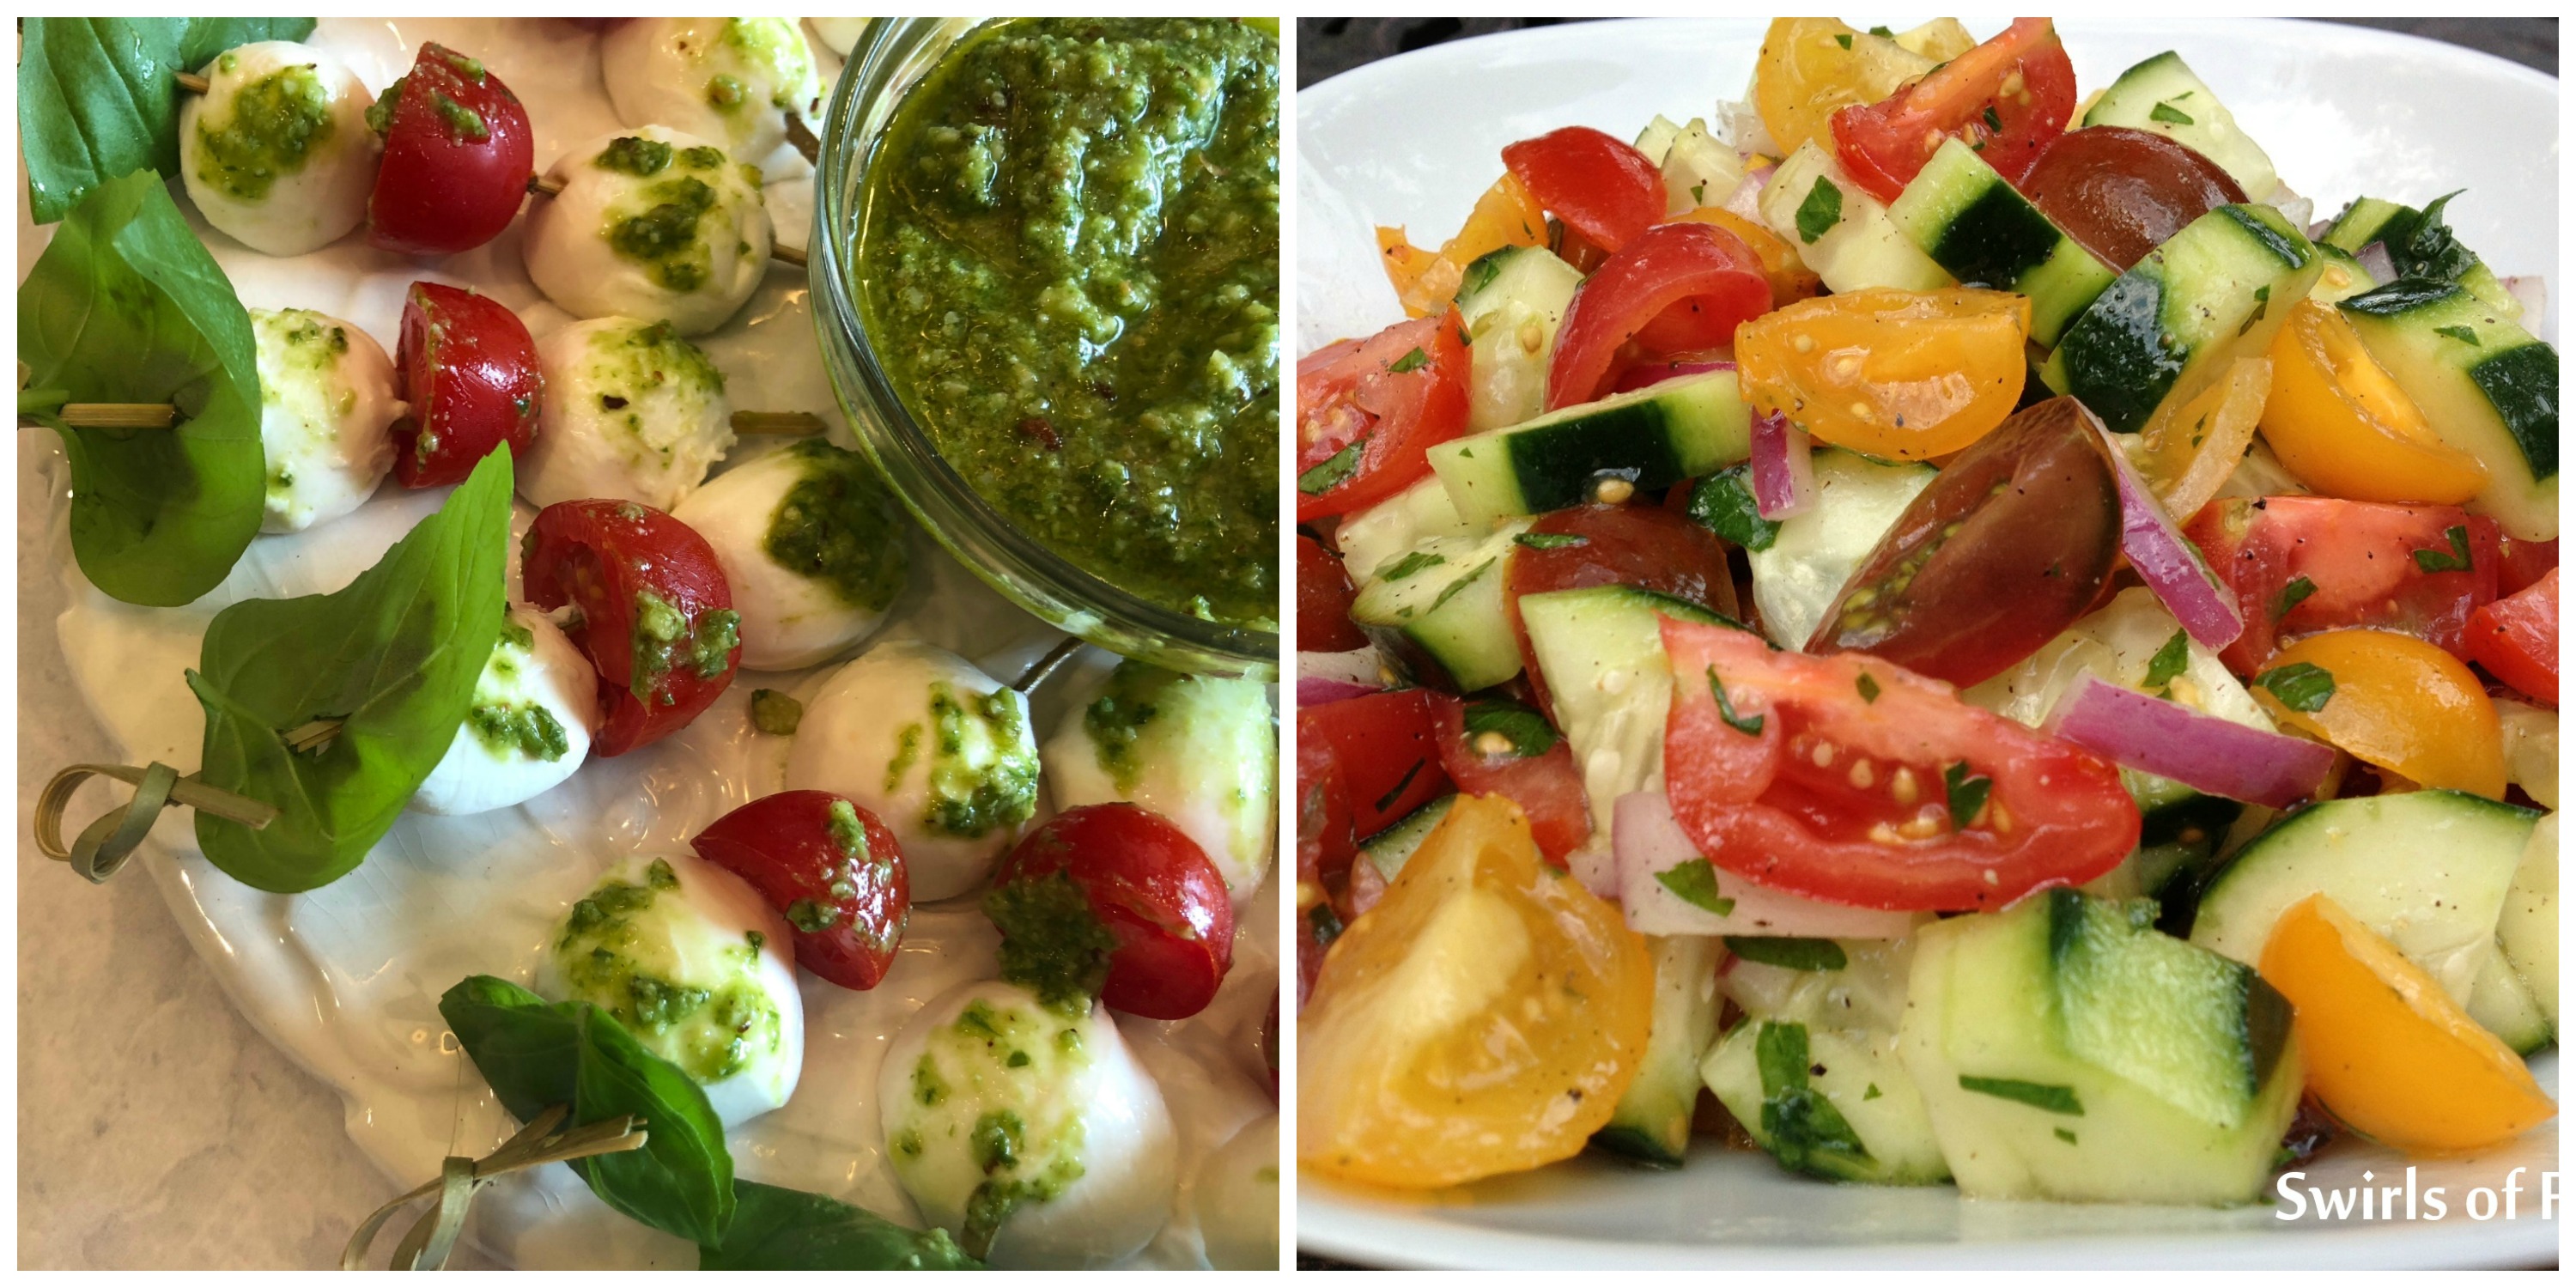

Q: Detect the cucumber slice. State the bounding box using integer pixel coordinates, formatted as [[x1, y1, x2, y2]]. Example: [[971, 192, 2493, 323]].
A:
[[1759, 142, 1953, 295], [2306, 243, 2379, 305], [2496, 812, 2558, 1032], [2044, 203, 2321, 434], [1745, 447, 1934, 649], [2318, 196, 2523, 323], [1456, 246, 1585, 432], [1455, 244, 1583, 328], [1334, 473, 1474, 591], [1887, 137, 2117, 345], [2081, 52, 2278, 199], [1702, 1018, 1949, 1185], [2188, 791, 2541, 1012], [1902, 890, 2300, 1205], [1426, 369, 1753, 526], [2466, 944, 2553, 1055], [1595, 934, 1724, 1167], [1360, 794, 1456, 884], [2338, 280, 2557, 541], [1658, 118, 1746, 216], [1348, 519, 1534, 693], [1520, 585, 1731, 872]]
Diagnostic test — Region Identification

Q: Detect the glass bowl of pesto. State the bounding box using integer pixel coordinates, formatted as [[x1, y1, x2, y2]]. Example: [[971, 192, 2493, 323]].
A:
[[811, 16, 1281, 681]]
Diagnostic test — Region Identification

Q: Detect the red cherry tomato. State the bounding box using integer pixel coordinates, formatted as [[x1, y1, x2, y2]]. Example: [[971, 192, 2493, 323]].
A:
[[1830, 16, 2077, 201], [2465, 568, 2558, 706], [2497, 536, 2557, 597], [392, 282, 541, 488], [1297, 688, 1451, 844], [2017, 126, 2245, 271], [522, 499, 739, 756], [1297, 724, 1355, 887], [1298, 532, 1369, 653], [1662, 616, 2137, 911], [1809, 397, 2119, 688], [1507, 502, 1741, 715], [1500, 126, 1666, 256], [990, 804, 1235, 1021], [367, 44, 535, 256], [1547, 222, 1771, 409], [1296, 312, 1471, 522], [2184, 496, 2500, 675], [1428, 695, 1590, 864], [692, 791, 908, 990]]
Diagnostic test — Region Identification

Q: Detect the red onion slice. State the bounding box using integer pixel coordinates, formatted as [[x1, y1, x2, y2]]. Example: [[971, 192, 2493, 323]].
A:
[[1613, 792, 1917, 939], [1720, 165, 1772, 224], [2502, 276, 2548, 327], [2096, 419, 2243, 650], [1748, 407, 1814, 519], [2043, 674, 2336, 809], [1297, 649, 1384, 707], [2355, 240, 2396, 284]]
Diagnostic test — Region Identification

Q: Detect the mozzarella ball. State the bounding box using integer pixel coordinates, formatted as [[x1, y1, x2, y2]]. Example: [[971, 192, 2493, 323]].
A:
[[538, 851, 802, 1127], [248, 308, 398, 533], [519, 316, 735, 512], [1044, 661, 1276, 902], [879, 980, 1177, 1268], [807, 18, 874, 58], [601, 18, 823, 165], [412, 607, 599, 816], [179, 42, 377, 255], [670, 441, 909, 671], [522, 125, 772, 336], [784, 641, 1037, 901], [1193, 1114, 1279, 1271]]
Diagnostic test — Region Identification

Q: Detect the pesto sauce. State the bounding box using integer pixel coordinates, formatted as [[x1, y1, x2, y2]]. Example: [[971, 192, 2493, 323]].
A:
[[981, 867, 1119, 1009], [602, 143, 753, 294], [854, 18, 1279, 630], [464, 617, 568, 761], [1081, 660, 1170, 793], [896, 682, 1039, 838], [197, 64, 337, 202], [896, 995, 1093, 1259], [629, 586, 740, 702], [553, 859, 781, 1084], [761, 440, 908, 611]]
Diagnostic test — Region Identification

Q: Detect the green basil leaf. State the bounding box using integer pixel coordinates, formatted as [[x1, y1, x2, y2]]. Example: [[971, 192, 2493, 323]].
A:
[[2255, 661, 2337, 714], [1726, 936, 1848, 971], [1943, 760, 1991, 830], [1754, 1021, 1871, 1170], [1460, 698, 1557, 757], [699, 1181, 979, 1270], [18, 169, 264, 605], [20, 17, 319, 222], [1386, 346, 1429, 374], [1708, 666, 1765, 737], [1513, 532, 1589, 551], [1684, 465, 1781, 551], [2411, 523, 2474, 573], [2142, 629, 2191, 693], [1652, 857, 1735, 916], [1794, 176, 1843, 245], [1374, 550, 1446, 581], [2271, 574, 2317, 620], [187, 450, 512, 890], [2433, 324, 2482, 346], [2387, 189, 2477, 284], [1297, 442, 1362, 495], [2148, 100, 2193, 126], [1958, 1074, 2085, 1115], [440, 975, 738, 1246]]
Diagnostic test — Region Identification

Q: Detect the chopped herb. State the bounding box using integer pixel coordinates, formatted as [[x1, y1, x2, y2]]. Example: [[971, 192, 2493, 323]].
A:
[[1309, 901, 1344, 946], [1834, 33, 1852, 49], [1959, 1075, 2084, 1115], [1863, 1083, 1883, 1101], [1685, 466, 1781, 551], [1514, 532, 1590, 551], [2433, 325, 2482, 346], [1387, 346, 1430, 374], [1756, 1023, 1872, 1174], [2255, 661, 2337, 713], [2239, 283, 2270, 335], [1868, 25, 1894, 37], [1795, 176, 1844, 245], [1982, 105, 2002, 133], [1691, 182, 1706, 204], [2142, 629, 2191, 694], [1708, 667, 1765, 737], [2271, 574, 2317, 620], [1373, 758, 1427, 814], [1856, 672, 1880, 704], [1653, 857, 1735, 916], [1424, 560, 1493, 615], [2055, 1127, 2080, 1145], [1725, 937, 1847, 971], [1459, 247, 1510, 297], [2149, 100, 2194, 126], [1297, 443, 1362, 495], [1461, 700, 1558, 757], [1943, 761, 1991, 830], [749, 689, 804, 736], [2413, 523, 2474, 573], [1376, 550, 1447, 581]]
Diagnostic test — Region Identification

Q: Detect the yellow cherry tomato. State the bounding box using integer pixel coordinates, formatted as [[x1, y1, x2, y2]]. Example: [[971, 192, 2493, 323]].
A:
[[1736, 288, 2031, 459], [2260, 893, 2555, 1154], [2252, 629, 2506, 799], [1669, 207, 1821, 307], [2260, 299, 2489, 505], [2129, 355, 2269, 523], [1376, 172, 1548, 319], [1752, 18, 1934, 161], [1298, 793, 1653, 1189]]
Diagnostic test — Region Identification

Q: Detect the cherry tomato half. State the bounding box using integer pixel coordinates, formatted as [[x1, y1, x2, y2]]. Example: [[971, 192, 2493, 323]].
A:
[[392, 282, 542, 488], [1297, 688, 1452, 845], [1735, 287, 2030, 460], [1298, 532, 1369, 653], [989, 804, 1235, 1021], [1546, 222, 1771, 409], [2183, 496, 2500, 675], [2497, 537, 2557, 598], [522, 499, 740, 756], [1662, 616, 2138, 911], [1830, 17, 2077, 201], [1428, 694, 1591, 864], [1508, 502, 1740, 715], [367, 44, 535, 256], [2016, 125, 2245, 271], [1500, 126, 1665, 256], [693, 790, 908, 990], [1809, 396, 2120, 688], [2465, 567, 2557, 707], [1296, 312, 1471, 522]]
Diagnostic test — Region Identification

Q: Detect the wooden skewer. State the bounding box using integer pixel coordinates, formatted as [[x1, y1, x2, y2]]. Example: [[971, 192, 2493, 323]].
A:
[[728, 410, 829, 436], [175, 70, 210, 94]]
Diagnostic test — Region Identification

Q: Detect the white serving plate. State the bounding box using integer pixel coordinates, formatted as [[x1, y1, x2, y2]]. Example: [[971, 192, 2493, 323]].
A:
[[19, 17, 1276, 1270], [1297, 17, 2556, 1269]]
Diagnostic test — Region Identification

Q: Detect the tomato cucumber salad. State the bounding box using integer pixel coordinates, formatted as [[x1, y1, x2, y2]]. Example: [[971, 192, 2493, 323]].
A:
[[1295, 16, 2557, 1206]]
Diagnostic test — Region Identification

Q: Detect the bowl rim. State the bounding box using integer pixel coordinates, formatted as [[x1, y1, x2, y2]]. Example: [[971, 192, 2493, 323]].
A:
[[807, 16, 1281, 679]]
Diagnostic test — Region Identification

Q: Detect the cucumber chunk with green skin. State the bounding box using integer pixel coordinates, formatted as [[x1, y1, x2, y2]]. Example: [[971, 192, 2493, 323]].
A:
[[2043, 203, 2319, 434], [2306, 243, 2379, 305], [1901, 890, 2300, 1205], [1359, 793, 1456, 884], [2081, 51, 2277, 200], [2318, 196, 2522, 322], [1348, 519, 1534, 693], [2337, 279, 2558, 541], [1595, 934, 1725, 1167], [1334, 473, 1473, 592], [1456, 246, 1584, 432], [1887, 137, 2117, 345], [2187, 791, 2540, 1021], [1426, 369, 1753, 526], [1759, 142, 1953, 295]]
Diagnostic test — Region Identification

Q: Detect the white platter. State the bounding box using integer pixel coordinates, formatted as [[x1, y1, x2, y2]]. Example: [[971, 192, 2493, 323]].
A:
[[1297, 17, 2556, 1269], [19, 16, 1276, 1270]]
